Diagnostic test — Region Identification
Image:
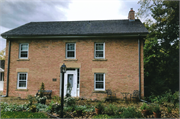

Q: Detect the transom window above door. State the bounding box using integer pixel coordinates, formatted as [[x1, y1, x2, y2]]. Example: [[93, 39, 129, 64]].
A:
[[94, 43, 105, 59], [66, 43, 76, 59], [19, 43, 29, 59]]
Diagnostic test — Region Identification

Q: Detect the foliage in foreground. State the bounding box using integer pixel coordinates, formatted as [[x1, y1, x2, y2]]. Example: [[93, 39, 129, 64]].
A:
[[1, 111, 48, 118]]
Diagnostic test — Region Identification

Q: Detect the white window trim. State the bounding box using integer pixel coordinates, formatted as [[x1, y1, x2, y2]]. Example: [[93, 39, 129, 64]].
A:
[[94, 43, 105, 59], [66, 43, 76, 59], [19, 43, 29, 59], [94, 73, 105, 91], [17, 72, 28, 89]]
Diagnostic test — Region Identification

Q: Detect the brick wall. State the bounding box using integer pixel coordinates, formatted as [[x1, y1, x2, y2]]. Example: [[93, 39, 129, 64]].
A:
[[3, 38, 144, 99]]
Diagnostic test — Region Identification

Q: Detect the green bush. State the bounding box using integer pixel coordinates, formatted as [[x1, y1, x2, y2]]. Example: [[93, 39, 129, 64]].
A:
[[35, 103, 48, 112], [1, 103, 29, 112], [95, 102, 104, 110], [75, 105, 87, 111], [1, 111, 48, 118], [120, 107, 143, 118], [140, 102, 149, 110], [102, 104, 119, 115], [83, 106, 95, 113], [64, 97, 76, 106], [152, 105, 161, 113]]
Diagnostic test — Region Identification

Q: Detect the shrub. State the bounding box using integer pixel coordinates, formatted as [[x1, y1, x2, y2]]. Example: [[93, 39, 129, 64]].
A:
[[64, 106, 74, 112], [64, 97, 76, 106], [35, 103, 48, 112], [152, 105, 161, 113], [140, 103, 149, 110], [95, 102, 104, 110], [167, 106, 172, 113], [102, 104, 119, 115], [27, 95, 35, 106], [29, 105, 36, 112], [40, 82, 45, 97], [1, 111, 48, 118], [120, 107, 143, 118], [83, 106, 95, 113], [75, 105, 87, 111]]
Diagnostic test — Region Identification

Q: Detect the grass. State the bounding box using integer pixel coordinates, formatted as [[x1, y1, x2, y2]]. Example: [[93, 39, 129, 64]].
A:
[[1, 111, 48, 118]]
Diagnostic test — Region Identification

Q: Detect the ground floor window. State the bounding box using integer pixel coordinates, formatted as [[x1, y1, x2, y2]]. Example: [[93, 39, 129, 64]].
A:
[[17, 73, 28, 89], [94, 73, 105, 91]]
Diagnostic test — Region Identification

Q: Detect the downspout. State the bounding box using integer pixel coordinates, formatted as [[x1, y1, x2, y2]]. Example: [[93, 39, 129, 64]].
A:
[[2, 39, 11, 97], [138, 35, 141, 100]]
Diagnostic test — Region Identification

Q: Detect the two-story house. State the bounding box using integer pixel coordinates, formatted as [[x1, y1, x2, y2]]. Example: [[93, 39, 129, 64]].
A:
[[1, 8, 148, 99]]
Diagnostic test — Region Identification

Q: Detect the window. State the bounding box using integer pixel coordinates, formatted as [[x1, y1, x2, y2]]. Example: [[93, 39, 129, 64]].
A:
[[66, 43, 76, 59], [94, 73, 105, 91], [94, 43, 105, 59], [19, 43, 29, 59], [17, 73, 28, 89]]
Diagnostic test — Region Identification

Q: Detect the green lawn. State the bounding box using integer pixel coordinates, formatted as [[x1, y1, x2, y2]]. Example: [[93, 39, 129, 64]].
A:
[[1, 111, 48, 118]]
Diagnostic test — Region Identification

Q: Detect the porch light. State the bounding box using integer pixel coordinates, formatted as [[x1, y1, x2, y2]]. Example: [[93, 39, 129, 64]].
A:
[[61, 63, 66, 73]]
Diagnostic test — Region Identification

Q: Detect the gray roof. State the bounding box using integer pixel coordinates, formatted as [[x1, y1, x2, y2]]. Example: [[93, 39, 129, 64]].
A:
[[1, 19, 148, 38]]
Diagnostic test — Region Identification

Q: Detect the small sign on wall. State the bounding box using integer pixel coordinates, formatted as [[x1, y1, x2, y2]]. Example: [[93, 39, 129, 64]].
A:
[[52, 78, 57, 81]]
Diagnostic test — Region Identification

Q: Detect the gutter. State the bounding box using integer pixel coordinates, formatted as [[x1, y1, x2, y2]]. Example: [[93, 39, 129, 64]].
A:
[[1, 34, 148, 39], [2, 40, 11, 97]]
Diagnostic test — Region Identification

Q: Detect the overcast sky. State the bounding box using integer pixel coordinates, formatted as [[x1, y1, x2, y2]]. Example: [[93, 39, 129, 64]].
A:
[[0, 0, 142, 51]]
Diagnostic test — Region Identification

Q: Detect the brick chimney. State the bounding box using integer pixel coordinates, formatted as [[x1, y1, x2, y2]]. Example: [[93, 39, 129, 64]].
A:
[[128, 8, 135, 21]]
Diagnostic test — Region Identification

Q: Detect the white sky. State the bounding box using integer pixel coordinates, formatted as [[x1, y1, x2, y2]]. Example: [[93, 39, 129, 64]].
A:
[[0, 0, 142, 51]]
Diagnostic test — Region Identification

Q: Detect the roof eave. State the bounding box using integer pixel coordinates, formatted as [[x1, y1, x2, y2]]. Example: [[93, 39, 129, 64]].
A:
[[2, 33, 148, 39]]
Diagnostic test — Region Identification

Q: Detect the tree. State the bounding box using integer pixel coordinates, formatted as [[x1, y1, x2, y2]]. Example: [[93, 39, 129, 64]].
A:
[[0, 48, 5, 60], [137, 0, 179, 96]]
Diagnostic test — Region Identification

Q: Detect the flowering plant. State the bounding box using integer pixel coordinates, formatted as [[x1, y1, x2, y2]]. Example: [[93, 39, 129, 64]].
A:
[[64, 97, 76, 106], [36, 96, 47, 104]]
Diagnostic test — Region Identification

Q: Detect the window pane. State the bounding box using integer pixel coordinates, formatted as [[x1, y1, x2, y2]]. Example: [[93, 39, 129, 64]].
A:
[[67, 51, 75, 57], [67, 44, 75, 50], [96, 74, 103, 81], [19, 74, 26, 80], [96, 44, 103, 50], [19, 81, 26, 87], [68, 74, 73, 88], [21, 51, 28, 57], [96, 51, 103, 57], [96, 82, 103, 89], [21, 44, 28, 51]]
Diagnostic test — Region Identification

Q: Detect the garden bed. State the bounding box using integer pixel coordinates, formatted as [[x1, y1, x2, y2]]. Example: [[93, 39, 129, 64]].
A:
[[0, 96, 179, 118]]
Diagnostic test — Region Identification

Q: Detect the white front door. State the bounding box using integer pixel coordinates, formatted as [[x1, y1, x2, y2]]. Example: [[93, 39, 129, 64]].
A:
[[64, 70, 77, 97], [0, 72, 4, 91]]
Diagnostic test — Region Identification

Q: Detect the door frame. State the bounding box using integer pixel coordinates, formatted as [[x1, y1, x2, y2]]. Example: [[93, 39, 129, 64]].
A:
[[60, 69, 80, 97]]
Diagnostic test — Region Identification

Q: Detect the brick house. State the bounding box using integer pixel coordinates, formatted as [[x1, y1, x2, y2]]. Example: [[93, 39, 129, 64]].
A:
[[1, 9, 148, 99]]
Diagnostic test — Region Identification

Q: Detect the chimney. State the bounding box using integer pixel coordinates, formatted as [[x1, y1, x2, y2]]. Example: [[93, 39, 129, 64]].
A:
[[128, 8, 135, 21]]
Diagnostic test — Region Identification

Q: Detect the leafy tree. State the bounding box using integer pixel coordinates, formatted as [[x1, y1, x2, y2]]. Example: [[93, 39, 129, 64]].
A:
[[137, 0, 179, 96], [0, 48, 5, 60]]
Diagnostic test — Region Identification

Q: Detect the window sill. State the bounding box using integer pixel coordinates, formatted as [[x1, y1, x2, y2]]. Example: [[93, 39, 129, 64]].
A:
[[93, 91, 107, 93], [92, 59, 107, 61], [16, 89, 28, 91], [17, 59, 30, 61], [64, 59, 78, 61]]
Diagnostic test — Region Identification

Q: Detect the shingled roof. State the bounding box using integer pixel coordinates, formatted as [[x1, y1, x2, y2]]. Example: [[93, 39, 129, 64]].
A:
[[1, 19, 148, 38]]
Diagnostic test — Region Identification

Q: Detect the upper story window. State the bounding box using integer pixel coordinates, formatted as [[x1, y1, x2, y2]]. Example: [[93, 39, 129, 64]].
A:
[[19, 43, 29, 59], [94, 43, 105, 59], [94, 73, 105, 91], [17, 72, 28, 89], [66, 43, 76, 59]]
